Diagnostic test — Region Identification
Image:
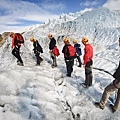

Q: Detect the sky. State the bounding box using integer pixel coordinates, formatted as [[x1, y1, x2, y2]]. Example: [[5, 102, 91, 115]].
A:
[[0, 0, 120, 34]]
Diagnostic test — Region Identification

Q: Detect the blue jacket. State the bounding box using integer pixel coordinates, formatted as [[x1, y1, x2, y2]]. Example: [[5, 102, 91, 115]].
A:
[[74, 43, 82, 56]]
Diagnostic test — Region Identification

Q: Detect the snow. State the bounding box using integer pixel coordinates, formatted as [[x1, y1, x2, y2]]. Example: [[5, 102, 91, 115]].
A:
[[0, 7, 120, 120]]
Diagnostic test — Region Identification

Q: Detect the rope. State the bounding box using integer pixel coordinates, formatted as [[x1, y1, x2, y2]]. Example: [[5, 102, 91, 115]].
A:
[[93, 67, 113, 76]]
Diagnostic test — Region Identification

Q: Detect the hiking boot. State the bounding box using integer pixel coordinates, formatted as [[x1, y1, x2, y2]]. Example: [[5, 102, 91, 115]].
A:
[[109, 104, 116, 113], [51, 64, 57, 68], [66, 74, 71, 77], [94, 102, 104, 110], [81, 83, 88, 88], [36, 64, 40, 66], [17, 62, 24, 66]]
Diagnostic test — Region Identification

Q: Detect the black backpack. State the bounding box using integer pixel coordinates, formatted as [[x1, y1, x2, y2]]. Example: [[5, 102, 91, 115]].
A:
[[34, 40, 43, 53]]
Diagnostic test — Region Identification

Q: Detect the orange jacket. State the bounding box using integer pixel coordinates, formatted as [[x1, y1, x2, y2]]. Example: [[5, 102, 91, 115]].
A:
[[83, 44, 93, 65], [11, 33, 21, 48]]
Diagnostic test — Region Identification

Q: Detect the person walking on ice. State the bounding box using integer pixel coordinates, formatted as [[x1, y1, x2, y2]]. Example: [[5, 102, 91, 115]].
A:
[[30, 37, 43, 66], [9, 32, 24, 66]]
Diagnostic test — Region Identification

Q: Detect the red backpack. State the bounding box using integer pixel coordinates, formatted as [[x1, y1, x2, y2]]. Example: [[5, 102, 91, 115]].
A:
[[68, 45, 76, 57], [53, 46, 60, 57], [15, 33, 24, 44]]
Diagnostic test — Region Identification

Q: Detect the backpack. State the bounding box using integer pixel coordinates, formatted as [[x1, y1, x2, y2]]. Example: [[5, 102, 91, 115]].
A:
[[37, 43, 43, 53], [34, 40, 43, 53], [53, 46, 60, 57], [76, 47, 82, 56], [15, 33, 24, 44], [74, 44, 82, 56], [68, 45, 76, 57]]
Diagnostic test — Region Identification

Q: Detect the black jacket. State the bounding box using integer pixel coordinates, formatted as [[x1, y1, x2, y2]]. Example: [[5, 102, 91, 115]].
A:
[[49, 37, 56, 50], [113, 61, 120, 81], [33, 40, 43, 53]]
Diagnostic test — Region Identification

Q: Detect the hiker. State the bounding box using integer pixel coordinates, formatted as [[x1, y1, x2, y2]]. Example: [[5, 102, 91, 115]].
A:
[[48, 34, 57, 68], [62, 37, 76, 77], [73, 39, 82, 67], [81, 37, 93, 88], [9, 32, 24, 66], [95, 61, 120, 113], [30, 37, 43, 66]]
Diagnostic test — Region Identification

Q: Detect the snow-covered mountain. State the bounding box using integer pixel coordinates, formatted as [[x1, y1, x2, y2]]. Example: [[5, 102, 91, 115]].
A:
[[22, 7, 120, 69], [21, 7, 120, 56], [0, 7, 120, 120]]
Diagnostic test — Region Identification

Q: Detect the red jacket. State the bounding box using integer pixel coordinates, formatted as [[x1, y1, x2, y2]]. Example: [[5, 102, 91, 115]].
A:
[[11, 33, 21, 48], [83, 44, 93, 65]]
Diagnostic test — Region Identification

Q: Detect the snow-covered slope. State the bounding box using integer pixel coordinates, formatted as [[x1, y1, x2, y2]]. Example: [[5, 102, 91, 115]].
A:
[[23, 7, 120, 53], [0, 7, 120, 120]]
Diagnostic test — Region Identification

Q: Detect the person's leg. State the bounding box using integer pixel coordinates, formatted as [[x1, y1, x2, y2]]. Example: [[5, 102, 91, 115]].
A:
[[85, 60, 93, 87], [99, 82, 118, 109], [12, 47, 17, 58], [51, 52, 57, 67], [53, 55, 57, 66], [70, 59, 74, 73], [77, 56, 82, 67], [16, 47, 23, 64], [35, 52, 40, 65], [88, 67, 93, 86], [12, 47, 23, 64], [113, 89, 120, 111], [65, 60, 71, 77]]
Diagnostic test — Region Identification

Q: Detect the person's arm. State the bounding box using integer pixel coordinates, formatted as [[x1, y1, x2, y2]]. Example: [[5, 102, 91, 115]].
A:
[[11, 35, 16, 48]]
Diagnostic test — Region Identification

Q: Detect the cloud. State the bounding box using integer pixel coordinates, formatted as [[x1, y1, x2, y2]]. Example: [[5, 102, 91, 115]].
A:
[[80, 0, 99, 7], [103, 0, 120, 10], [0, 0, 60, 33], [80, 8, 93, 14], [40, 1, 65, 11]]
